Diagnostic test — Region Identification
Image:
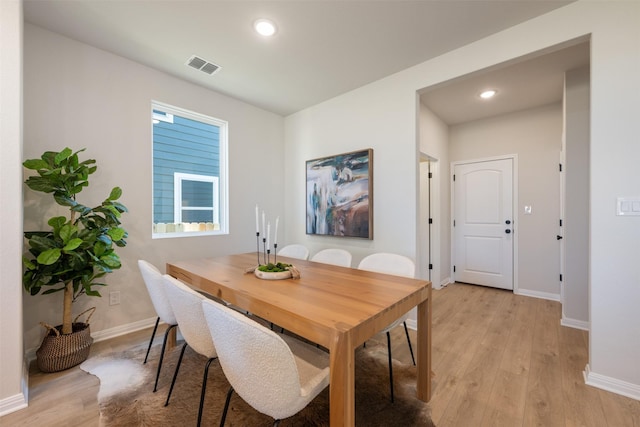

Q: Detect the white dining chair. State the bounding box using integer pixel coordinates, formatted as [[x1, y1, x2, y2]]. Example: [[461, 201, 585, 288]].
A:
[[201, 298, 330, 426], [137, 260, 178, 393], [277, 244, 310, 260], [310, 248, 352, 267], [162, 274, 219, 427], [358, 252, 416, 403]]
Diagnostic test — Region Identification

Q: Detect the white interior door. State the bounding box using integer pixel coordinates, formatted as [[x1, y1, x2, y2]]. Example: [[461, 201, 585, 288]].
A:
[[453, 158, 513, 290]]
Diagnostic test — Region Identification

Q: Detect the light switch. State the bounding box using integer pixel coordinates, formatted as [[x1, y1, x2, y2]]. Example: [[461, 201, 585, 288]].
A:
[[617, 197, 640, 216]]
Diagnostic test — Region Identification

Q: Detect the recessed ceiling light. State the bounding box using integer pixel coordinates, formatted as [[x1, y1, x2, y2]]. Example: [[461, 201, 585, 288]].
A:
[[254, 19, 277, 37], [479, 89, 497, 99]]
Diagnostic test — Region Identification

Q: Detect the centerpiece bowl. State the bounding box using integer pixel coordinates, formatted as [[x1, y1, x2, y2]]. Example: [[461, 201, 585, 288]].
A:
[[253, 262, 298, 280]]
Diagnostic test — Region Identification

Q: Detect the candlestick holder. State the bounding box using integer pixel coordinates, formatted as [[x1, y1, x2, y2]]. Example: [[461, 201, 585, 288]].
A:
[[273, 243, 278, 263], [262, 238, 267, 265], [256, 232, 260, 265]]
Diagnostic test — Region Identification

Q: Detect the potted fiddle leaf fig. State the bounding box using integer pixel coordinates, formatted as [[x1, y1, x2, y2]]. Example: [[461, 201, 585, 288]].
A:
[[22, 147, 128, 372]]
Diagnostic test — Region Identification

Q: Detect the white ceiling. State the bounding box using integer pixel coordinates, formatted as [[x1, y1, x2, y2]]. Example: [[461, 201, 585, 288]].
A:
[[24, 0, 575, 117], [421, 40, 590, 125]]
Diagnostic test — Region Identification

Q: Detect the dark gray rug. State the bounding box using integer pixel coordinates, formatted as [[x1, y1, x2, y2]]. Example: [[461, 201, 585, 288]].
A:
[[82, 339, 434, 426]]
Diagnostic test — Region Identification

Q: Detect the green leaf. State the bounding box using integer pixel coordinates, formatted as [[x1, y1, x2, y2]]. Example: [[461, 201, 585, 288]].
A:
[[54, 147, 72, 165], [36, 248, 61, 265], [110, 201, 128, 214], [108, 187, 122, 201], [59, 223, 77, 243], [54, 193, 77, 207], [63, 238, 83, 251], [107, 227, 126, 241], [24, 176, 56, 193], [23, 159, 49, 170], [93, 240, 107, 256], [22, 256, 36, 269], [100, 253, 121, 269], [97, 234, 113, 246], [28, 234, 58, 251], [47, 216, 67, 232], [85, 289, 101, 297]]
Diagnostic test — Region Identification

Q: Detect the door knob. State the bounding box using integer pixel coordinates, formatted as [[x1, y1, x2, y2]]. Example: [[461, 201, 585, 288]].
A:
[[557, 235, 563, 240], [505, 220, 511, 225], [505, 229, 511, 234]]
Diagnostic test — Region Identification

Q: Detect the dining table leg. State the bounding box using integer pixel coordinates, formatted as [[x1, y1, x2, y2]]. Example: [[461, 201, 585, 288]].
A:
[[416, 289, 432, 402], [329, 330, 355, 426]]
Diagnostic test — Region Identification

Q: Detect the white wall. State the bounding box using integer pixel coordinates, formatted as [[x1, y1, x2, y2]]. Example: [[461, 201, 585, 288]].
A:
[[563, 66, 590, 328], [449, 104, 562, 299], [284, 85, 419, 264], [22, 25, 285, 352], [285, 1, 640, 398], [0, 0, 27, 416]]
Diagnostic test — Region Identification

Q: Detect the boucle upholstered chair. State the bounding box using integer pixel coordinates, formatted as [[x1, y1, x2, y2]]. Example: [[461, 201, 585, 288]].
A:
[[137, 260, 178, 392], [358, 253, 416, 403], [162, 275, 219, 427], [276, 244, 310, 260], [310, 248, 352, 267], [201, 298, 330, 426]]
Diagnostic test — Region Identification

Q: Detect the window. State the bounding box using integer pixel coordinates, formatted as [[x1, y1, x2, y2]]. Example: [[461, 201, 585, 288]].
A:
[[152, 101, 228, 238]]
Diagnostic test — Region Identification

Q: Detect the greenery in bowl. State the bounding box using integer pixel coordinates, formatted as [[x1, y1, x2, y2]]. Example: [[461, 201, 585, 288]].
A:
[[257, 262, 292, 273]]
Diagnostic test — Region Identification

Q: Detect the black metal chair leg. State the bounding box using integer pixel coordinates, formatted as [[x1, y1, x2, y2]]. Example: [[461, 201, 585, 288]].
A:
[[387, 331, 394, 403], [164, 342, 188, 406], [144, 317, 160, 364], [196, 357, 217, 427], [154, 323, 178, 392], [220, 387, 234, 427], [403, 321, 416, 365], [273, 420, 281, 426]]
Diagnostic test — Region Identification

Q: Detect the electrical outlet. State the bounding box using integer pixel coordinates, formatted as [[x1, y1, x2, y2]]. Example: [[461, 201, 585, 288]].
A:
[[109, 291, 121, 306]]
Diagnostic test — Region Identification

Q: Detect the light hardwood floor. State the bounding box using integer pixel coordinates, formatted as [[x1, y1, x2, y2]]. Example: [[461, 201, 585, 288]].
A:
[[2, 282, 639, 426]]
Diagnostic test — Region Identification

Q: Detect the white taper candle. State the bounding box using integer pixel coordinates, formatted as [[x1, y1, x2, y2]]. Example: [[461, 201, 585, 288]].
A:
[[267, 222, 271, 249], [255, 205, 259, 233]]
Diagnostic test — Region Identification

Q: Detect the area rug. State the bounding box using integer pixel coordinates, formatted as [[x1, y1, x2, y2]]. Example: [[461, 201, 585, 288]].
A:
[[81, 339, 434, 426]]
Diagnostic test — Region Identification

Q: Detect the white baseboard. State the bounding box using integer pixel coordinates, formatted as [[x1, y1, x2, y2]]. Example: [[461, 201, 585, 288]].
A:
[[584, 364, 640, 400], [90, 316, 158, 343], [0, 393, 27, 417], [0, 351, 31, 416], [440, 277, 451, 289], [514, 288, 561, 302], [25, 316, 158, 364], [561, 316, 590, 331]]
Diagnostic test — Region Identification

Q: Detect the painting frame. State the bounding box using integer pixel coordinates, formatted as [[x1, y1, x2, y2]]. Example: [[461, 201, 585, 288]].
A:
[[305, 148, 373, 239]]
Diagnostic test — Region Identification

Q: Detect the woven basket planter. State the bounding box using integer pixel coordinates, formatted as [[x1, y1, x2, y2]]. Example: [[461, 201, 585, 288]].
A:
[[36, 307, 95, 373]]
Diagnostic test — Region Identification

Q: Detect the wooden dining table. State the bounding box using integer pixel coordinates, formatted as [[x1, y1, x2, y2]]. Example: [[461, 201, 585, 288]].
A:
[[166, 252, 432, 426]]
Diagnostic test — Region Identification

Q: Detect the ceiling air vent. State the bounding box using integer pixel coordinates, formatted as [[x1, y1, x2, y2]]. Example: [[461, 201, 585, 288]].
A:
[[185, 55, 221, 75]]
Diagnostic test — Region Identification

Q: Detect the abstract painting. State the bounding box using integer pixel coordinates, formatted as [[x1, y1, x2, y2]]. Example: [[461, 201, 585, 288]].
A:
[[306, 149, 373, 239]]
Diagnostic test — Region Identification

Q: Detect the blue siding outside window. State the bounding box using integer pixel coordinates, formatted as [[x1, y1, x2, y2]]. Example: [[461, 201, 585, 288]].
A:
[[153, 110, 220, 224]]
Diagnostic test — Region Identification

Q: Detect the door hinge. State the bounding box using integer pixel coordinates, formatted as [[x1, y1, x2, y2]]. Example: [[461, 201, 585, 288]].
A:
[[559, 219, 563, 227], [428, 172, 433, 179], [453, 220, 456, 227], [453, 265, 456, 273], [429, 264, 433, 270], [453, 174, 456, 181], [560, 274, 563, 282], [429, 218, 433, 224], [559, 163, 563, 172]]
